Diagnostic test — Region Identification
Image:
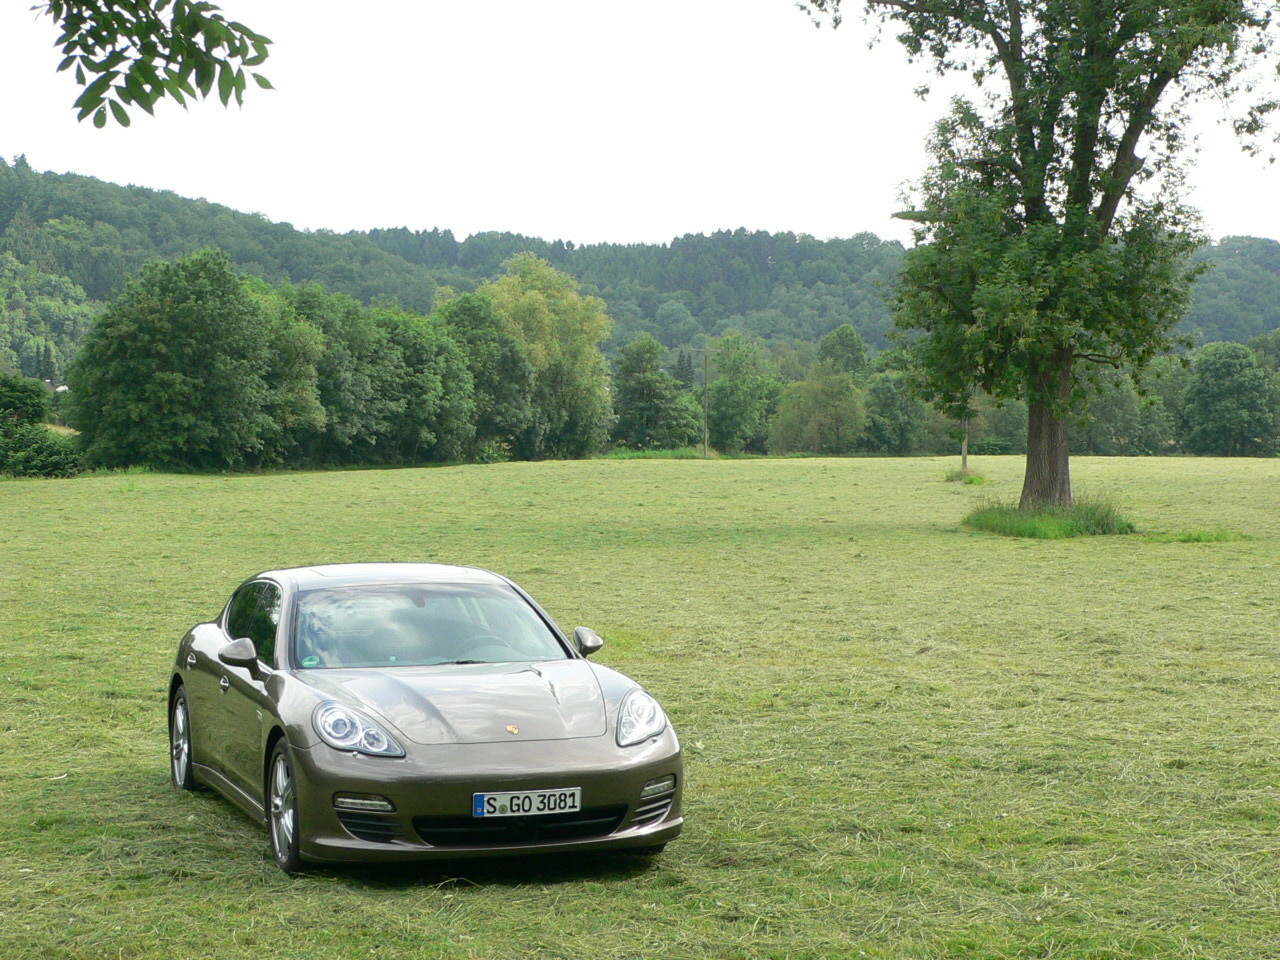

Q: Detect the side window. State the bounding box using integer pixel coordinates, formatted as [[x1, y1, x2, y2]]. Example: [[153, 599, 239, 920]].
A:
[[226, 583, 265, 642], [247, 585, 282, 664]]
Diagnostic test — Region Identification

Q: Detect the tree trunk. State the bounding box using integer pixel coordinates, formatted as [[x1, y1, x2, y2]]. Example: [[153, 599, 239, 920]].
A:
[[1019, 353, 1073, 509], [961, 414, 969, 473]]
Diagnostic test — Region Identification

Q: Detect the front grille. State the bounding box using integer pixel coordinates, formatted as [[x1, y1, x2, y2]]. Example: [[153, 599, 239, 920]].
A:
[[414, 805, 627, 847], [629, 795, 674, 828], [336, 811, 405, 844]]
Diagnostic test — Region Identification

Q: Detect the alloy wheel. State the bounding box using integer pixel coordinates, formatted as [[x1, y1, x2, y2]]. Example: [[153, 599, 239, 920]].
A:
[[171, 697, 191, 786], [269, 752, 296, 859]]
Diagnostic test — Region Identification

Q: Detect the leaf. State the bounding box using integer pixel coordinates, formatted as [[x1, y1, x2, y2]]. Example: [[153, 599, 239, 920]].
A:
[[109, 100, 131, 127], [252, 73, 273, 91], [217, 63, 234, 105], [80, 70, 118, 104], [193, 58, 214, 95], [92, 106, 107, 128], [84, 51, 127, 74]]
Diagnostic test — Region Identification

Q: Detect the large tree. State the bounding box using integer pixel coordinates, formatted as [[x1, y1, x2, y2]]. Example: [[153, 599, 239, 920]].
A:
[[37, 1, 271, 127], [434, 292, 535, 457], [66, 248, 271, 468], [767, 362, 867, 454], [707, 331, 784, 454], [481, 254, 614, 459], [805, 0, 1277, 507], [612, 333, 703, 450], [1182, 341, 1280, 455]]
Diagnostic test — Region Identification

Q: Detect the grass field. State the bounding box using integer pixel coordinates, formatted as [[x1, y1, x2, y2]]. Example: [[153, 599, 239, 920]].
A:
[[2, 455, 1279, 959]]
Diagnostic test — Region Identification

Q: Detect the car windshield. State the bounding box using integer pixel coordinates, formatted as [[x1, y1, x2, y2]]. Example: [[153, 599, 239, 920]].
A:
[[292, 582, 568, 669]]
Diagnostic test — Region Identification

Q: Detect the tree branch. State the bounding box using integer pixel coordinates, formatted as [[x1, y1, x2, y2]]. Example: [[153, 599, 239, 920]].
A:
[[1073, 352, 1124, 367], [1094, 68, 1179, 233]]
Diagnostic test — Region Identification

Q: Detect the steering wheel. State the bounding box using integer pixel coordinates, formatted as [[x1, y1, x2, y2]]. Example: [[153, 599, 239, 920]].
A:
[[453, 634, 519, 662]]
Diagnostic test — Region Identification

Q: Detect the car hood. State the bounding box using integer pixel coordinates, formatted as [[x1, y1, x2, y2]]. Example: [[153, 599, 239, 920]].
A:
[[295, 659, 608, 745]]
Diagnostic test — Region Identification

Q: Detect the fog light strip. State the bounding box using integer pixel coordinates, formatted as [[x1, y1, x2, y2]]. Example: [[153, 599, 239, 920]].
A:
[[334, 795, 395, 812], [640, 776, 676, 800]]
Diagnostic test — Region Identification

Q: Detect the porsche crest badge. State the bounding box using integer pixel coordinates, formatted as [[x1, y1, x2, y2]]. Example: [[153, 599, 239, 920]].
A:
[[506, 724, 519, 735]]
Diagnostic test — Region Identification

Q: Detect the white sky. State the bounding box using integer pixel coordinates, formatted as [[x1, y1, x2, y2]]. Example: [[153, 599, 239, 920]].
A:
[[0, 0, 1275, 247]]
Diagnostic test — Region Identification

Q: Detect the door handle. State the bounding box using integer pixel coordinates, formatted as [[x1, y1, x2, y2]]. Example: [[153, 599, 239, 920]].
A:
[[185, 653, 197, 669], [219, 676, 231, 693]]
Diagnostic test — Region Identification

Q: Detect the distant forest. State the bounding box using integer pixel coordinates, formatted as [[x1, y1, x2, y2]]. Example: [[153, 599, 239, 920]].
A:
[[1, 154, 1277, 384]]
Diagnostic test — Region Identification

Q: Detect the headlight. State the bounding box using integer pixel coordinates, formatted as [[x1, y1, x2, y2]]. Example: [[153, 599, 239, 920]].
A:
[[617, 689, 666, 747], [313, 701, 405, 757]]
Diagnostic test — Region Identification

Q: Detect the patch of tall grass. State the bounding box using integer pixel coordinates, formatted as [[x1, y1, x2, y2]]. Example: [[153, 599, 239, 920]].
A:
[[944, 468, 988, 485], [1143, 528, 1251, 543], [964, 496, 1136, 538], [596, 447, 707, 460]]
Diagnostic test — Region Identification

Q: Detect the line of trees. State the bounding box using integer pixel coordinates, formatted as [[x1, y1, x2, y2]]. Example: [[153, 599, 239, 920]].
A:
[[62, 250, 612, 470], [615, 322, 1280, 461], [5, 249, 1280, 479]]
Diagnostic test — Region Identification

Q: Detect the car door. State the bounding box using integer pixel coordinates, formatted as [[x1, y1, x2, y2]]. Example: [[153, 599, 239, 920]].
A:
[[183, 617, 235, 777], [220, 581, 283, 802], [189, 586, 264, 783]]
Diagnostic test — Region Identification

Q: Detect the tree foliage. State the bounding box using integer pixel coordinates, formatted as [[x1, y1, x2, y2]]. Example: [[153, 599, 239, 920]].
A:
[[0, 371, 51, 424], [1182, 341, 1279, 455], [481, 254, 614, 459], [816, 322, 869, 376], [247, 279, 326, 466], [66, 249, 271, 468], [434, 292, 534, 457], [375, 304, 475, 463], [38, 1, 272, 127], [0, 249, 99, 381], [707, 332, 784, 454], [860, 371, 929, 456], [612, 334, 702, 450], [767, 362, 866, 455]]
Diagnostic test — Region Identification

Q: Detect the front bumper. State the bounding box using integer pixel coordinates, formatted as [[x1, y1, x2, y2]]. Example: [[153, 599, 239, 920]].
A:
[[290, 730, 683, 862]]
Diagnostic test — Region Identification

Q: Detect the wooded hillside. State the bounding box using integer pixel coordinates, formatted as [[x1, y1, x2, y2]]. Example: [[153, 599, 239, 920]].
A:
[[1, 155, 1276, 382]]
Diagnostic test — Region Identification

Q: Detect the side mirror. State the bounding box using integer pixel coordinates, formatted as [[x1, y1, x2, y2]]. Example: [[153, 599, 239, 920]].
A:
[[573, 626, 604, 657], [218, 637, 260, 677]]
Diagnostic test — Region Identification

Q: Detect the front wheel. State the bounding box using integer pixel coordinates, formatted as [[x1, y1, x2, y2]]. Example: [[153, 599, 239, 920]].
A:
[[267, 740, 306, 874], [170, 687, 197, 791]]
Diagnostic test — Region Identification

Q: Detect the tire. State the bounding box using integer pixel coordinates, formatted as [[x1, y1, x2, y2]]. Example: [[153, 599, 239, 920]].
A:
[[267, 740, 306, 874], [170, 687, 198, 791]]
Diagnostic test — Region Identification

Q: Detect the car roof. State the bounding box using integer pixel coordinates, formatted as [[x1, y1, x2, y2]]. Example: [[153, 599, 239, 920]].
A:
[[254, 563, 511, 592]]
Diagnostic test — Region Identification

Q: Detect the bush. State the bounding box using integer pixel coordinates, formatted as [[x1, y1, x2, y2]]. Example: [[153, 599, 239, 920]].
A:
[[0, 422, 82, 478], [969, 437, 1013, 455], [0, 372, 50, 424], [944, 469, 988, 485], [964, 497, 1135, 538]]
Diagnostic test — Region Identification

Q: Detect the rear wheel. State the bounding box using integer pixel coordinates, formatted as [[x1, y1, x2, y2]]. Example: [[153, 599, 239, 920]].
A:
[[267, 740, 306, 874], [170, 687, 197, 791]]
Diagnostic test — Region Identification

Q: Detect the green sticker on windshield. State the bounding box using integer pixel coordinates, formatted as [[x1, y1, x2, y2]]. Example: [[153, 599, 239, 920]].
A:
[[302, 656, 320, 668]]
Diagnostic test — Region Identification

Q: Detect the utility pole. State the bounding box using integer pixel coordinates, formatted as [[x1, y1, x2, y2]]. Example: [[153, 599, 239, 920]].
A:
[[688, 346, 720, 458]]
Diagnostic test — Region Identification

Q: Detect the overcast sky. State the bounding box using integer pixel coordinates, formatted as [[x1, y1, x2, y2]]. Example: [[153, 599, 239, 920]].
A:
[[0, 0, 1275, 247]]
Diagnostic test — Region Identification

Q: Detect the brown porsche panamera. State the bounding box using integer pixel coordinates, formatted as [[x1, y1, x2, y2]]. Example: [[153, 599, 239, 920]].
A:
[[168, 563, 683, 872]]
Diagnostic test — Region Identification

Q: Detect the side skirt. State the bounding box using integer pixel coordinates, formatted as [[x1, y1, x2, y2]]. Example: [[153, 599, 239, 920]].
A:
[[193, 763, 266, 825]]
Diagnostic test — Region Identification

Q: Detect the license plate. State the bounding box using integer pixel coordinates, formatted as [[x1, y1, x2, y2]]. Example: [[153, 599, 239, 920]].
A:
[[473, 787, 582, 817]]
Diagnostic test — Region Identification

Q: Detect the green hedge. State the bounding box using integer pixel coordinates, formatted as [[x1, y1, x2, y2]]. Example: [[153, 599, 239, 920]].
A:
[[0, 422, 82, 478]]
